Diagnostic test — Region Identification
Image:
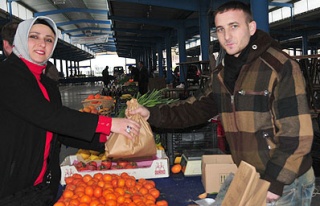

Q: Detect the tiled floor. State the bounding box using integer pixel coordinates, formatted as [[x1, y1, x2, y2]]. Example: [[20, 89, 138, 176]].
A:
[[58, 84, 320, 205]]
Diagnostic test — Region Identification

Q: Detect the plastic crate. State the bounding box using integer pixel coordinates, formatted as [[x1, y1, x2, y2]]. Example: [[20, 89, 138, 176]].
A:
[[122, 85, 139, 96], [159, 122, 217, 165]]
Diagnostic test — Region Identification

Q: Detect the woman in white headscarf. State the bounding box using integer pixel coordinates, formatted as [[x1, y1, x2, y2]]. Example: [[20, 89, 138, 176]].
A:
[[0, 16, 140, 205]]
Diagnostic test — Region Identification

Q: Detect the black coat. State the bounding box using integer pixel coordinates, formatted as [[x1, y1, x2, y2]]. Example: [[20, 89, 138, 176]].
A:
[[0, 54, 105, 204]]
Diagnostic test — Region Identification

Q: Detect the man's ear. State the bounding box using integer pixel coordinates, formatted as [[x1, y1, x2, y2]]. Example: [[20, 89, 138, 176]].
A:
[[3, 40, 12, 50], [249, 21, 257, 36]]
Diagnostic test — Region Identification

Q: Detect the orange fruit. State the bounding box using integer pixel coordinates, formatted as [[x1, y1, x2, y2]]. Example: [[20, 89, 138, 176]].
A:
[[105, 199, 117, 206], [85, 186, 94, 196], [102, 174, 112, 182], [144, 182, 154, 190], [138, 187, 148, 195], [104, 193, 117, 201], [93, 173, 103, 180], [103, 96, 113, 100], [79, 203, 89, 206], [117, 178, 125, 187], [65, 176, 74, 185], [83, 107, 91, 113], [149, 188, 160, 199], [87, 94, 95, 99], [89, 199, 100, 206], [54, 202, 66, 206], [114, 187, 125, 196], [171, 164, 182, 173], [63, 189, 74, 199], [69, 199, 80, 206], [94, 94, 101, 99], [117, 195, 125, 204], [156, 200, 168, 206], [83, 174, 93, 183], [93, 187, 102, 198], [80, 194, 92, 203]]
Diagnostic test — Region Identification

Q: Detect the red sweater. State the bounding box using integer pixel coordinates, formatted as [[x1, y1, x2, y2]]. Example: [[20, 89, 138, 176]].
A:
[[22, 59, 111, 186]]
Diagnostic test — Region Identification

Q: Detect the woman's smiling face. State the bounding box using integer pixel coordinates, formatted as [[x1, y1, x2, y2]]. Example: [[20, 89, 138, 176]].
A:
[[28, 24, 55, 64]]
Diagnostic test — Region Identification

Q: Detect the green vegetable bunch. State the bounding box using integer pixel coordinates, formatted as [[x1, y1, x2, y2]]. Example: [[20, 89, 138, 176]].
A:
[[136, 88, 178, 107], [117, 88, 178, 117]]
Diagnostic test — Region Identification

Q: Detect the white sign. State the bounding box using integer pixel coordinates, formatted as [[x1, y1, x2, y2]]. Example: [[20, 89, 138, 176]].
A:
[[71, 35, 109, 45]]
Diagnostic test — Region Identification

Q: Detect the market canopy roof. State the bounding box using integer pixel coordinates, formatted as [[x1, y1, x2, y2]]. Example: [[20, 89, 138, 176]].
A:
[[1, 0, 320, 61]]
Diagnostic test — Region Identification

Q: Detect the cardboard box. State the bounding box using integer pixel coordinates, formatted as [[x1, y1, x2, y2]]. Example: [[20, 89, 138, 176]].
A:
[[60, 150, 169, 185], [222, 161, 270, 206], [201, 155, 237, 193]]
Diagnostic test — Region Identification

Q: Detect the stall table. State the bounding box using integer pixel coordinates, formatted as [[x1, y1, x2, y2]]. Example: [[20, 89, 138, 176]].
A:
[[152, 173, 211, 206]]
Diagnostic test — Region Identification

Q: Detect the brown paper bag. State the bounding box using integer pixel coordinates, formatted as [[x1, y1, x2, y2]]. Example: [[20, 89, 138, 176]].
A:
[[105, 98, 157, 159], [221, 161, 270, 206]]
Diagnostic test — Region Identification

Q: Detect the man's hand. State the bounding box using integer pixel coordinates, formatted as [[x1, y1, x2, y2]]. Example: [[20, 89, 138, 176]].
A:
[[126, 105, 150, 120], [266, 191, 280, 204]]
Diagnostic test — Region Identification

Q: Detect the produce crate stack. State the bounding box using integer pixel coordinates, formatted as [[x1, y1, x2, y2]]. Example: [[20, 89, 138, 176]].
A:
[[122, 85, 139, 96], [159, 122, 218, 165]]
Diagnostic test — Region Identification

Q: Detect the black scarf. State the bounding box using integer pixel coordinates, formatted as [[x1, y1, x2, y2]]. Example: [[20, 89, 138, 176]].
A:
[[223, 33, 257, 93]]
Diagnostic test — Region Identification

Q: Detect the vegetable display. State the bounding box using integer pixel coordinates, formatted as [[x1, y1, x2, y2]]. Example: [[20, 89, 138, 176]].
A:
[[118, 88, 178, 118]]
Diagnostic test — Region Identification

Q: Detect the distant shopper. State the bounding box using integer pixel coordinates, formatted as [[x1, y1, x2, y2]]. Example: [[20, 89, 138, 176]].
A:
[[0, 16, 140, 205], [1, 21, 19, 58], [138, 61, 149, 94], [128, 65, 139, 82], [102, 65, 116, 86]]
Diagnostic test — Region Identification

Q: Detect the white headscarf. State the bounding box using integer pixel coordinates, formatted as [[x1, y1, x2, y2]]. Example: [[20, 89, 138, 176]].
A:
[[12, 16, 58, 66]]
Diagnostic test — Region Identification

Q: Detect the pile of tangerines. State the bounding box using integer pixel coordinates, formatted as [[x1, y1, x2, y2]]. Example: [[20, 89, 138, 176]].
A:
[[54, 172, 168, 206], [80, 94, 114, 115]]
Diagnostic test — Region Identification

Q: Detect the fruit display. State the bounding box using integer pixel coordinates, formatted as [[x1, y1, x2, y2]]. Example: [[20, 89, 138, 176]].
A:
[[80, 94, 114, 116], [73, 159, 139, 172], [77, 149, 107, 161], [54, 172, 169, 206]]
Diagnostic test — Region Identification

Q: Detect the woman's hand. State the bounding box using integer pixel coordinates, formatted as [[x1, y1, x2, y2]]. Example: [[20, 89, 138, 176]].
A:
[[126, 105, 150, 120], [111, 118, 140, 139]]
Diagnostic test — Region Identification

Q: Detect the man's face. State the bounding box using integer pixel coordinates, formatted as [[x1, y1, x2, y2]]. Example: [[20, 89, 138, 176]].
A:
[[215, 9, 256, 57]]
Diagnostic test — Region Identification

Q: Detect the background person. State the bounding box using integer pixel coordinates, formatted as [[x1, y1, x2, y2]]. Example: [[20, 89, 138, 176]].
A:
[[138, 61, 149, 94], [45, 61, 60, 82], [1, 21, 19, 58], [129, 1, 315, 205], [128, 64, 139, 82], [0, 16, 140, 205], [102, 65, 116, 86]]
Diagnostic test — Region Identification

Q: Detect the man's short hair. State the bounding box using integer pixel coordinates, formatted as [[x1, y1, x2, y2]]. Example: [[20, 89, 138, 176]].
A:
[[1, 21, 19, 46], [214, 1, 253, 23]]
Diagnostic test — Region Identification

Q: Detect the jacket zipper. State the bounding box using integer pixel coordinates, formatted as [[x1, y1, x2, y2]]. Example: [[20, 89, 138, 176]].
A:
[[217, 72, 239, 131]]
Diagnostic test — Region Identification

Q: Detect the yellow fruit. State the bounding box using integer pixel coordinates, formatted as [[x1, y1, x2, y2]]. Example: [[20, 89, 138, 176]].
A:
[[198, 192, 207, 199], [156, 144, 164, 150], [99, 153, 107, 160], [89, 154, 99, 160], [77, 149, 91, 160], [174, 156, 182, 164], [79, 152, 90, 160], [89, 150, 100, 156]]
